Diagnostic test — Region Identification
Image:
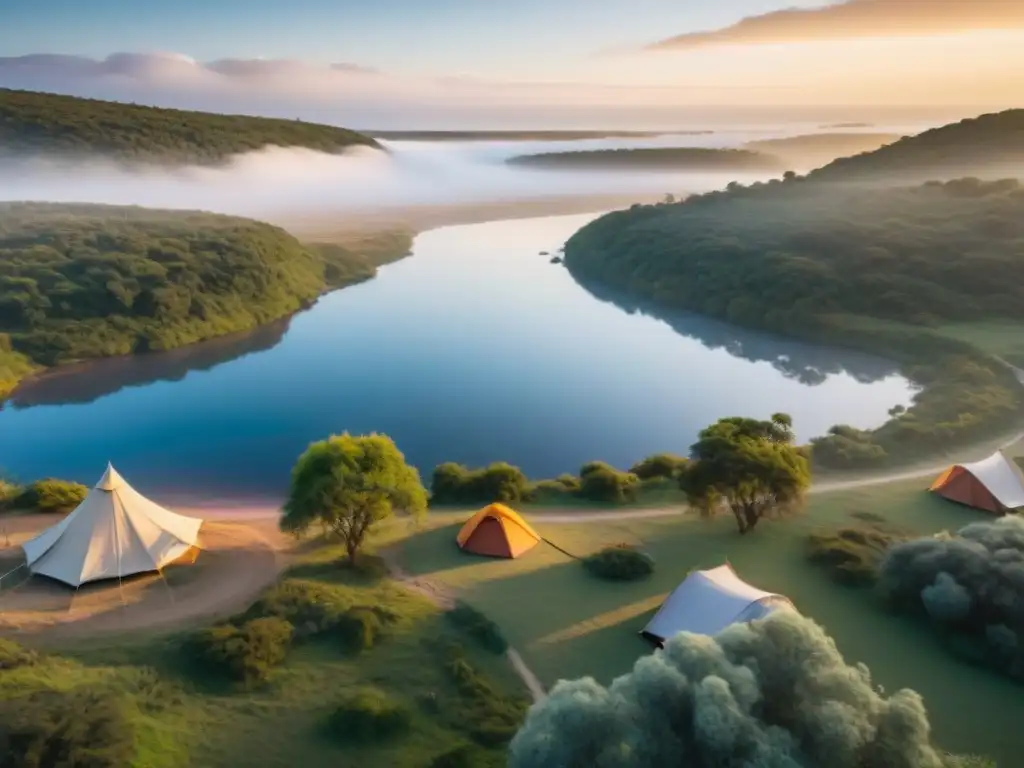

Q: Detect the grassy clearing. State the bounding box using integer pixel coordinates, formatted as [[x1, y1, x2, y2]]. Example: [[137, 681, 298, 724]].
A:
[[389, 476, 1023, 765], [1, 542, 527, 767]]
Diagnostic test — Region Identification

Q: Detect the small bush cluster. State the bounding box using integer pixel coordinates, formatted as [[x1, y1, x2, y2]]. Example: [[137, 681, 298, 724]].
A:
[[628, 453, 689, 480], [582, 545, 655, 581], [878, 515, 1024, 681], [577, 461, 639, 504], [429, 743, 503, 768], [336, 607, 382, 653], [445, 602, 508, 654], [0, 637, 40, 669], [189, 616, 294, 686], [439, 642, 528, 748], [9, 478, 88, 513], [0, 688, 134, 768], [328, 687, 411, 743], [430, 462, 531, 505], [806, 525, 900, 586]]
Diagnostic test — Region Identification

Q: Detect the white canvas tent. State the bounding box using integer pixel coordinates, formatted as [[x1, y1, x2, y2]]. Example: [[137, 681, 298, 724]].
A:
[[21, 464, 203, 588], [641, 564, 794, 646]]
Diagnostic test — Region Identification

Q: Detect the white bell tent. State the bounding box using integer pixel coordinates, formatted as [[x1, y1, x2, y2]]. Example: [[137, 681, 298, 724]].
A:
[[21, 464, 203, 588], [641, 564, 795, 646]]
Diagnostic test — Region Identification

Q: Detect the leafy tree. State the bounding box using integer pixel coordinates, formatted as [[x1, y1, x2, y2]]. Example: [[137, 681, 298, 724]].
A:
[[508, 610, 982, 768], [679, 413, 811, 534], [281, 433, 427, 562]]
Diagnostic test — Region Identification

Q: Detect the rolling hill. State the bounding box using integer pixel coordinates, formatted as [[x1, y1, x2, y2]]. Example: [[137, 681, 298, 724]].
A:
[[0, 89, 381, 165], [0, 203, 410, 396], [743, 132, 901, 171], [807, 109, 1024, 182]]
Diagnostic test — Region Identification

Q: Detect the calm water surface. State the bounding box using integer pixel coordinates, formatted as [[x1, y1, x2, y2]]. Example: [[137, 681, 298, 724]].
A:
[[0, 213, 916, 501]]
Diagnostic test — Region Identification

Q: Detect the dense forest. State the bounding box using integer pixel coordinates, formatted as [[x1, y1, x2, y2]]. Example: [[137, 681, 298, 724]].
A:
[[808, 109, 1024, 182], [563, 177, 1024, 468], [0, 203, 411, 396], [0, 89, 381, 165], [506, 147, 783, 172]]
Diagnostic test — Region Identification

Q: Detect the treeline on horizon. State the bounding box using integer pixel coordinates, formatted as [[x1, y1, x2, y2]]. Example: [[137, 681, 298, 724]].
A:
[[563, 176, 1024, 469], [0, 88, 381, 165], [0, 203, 411, 396], [506, 146, 784, 171]]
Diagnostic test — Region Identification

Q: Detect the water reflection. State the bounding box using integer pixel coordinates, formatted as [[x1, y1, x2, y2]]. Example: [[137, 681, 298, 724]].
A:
[[568, 274, 900, 386], [5, 317, 291, 410]]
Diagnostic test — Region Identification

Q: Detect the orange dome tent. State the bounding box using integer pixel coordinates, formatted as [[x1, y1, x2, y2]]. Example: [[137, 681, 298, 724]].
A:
[[456, 503, 541, 559]]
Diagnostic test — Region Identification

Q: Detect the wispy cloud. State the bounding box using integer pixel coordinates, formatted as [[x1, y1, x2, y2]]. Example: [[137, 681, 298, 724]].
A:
[[647, 0, 1024, 50]]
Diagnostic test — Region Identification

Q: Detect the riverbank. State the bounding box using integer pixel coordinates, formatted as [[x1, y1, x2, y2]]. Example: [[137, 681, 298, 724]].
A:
[[1, 193, 661, 403]]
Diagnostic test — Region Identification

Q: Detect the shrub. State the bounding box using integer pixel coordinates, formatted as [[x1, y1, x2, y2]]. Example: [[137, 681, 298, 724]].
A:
[[0, 637, 40, 669], [582, 545, 654, 581], [430, 462, 530, 505], [878, 515, 1024, 681], [189, 616, 294, 686], [245, 579, 352, 635], [336, 607, 382, 652], [10, 478, 88, 513], [429, 743, 502, 768], [577, 462, 639, 504], [806, 526, 898, 586], [329, 687, 411, 743], [509, 610, 960, 767], [628, 453, 689, 480], [445, 602, 508, 654], [439, 643, 527, 748], [0, 688, 134, 768]]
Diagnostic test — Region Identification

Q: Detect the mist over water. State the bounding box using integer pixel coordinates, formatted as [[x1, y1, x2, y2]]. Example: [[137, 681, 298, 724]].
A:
[[0, 121, 931, 223]]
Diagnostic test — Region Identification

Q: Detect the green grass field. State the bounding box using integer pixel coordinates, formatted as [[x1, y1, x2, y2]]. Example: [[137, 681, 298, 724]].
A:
[[387, 475, 1023, 765], [2, 544, 526, 768]]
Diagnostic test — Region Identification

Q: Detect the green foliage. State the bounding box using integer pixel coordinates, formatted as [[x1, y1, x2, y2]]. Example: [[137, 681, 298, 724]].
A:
[[681, 414, 811, 534], [189, 616, 294, 687], [328, 687, 411, 744], [509, 610, 956, 768], [806, 526, 899, 586], [0, 687, 135, 768], [577, 461, 640, 504], [0, 88, 380, 165], [878, 515, 1024, 682], [9, 478, 88, 513], [563, 178, 1024, 467], [430, 462, 530, 505], [0, 203, 412, 394], [0, 202, 325, 366], [281, 432, 427, 561], [336, 607, 382, 653], [445, 602, 508, 655], [808, 109, 1024, 182], [0, 637, 40, 669], [428, 743, 502, 768], [437, 642, 527, 748], [507, 147, 783, 171], [628, 453, 689, 480], [582, 545, 655, 581]]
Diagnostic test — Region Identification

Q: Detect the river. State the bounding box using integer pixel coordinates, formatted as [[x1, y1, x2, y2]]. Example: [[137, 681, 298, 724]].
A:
[[0, 212, 916, 501]]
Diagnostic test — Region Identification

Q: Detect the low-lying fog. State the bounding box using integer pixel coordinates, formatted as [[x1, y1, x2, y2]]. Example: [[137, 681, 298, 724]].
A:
[[0, 123, 930, 228]]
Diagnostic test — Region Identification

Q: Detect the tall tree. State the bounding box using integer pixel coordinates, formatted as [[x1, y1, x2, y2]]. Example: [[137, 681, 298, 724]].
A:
[[280, 433, 427, 562], [679, 413, 810, 534]]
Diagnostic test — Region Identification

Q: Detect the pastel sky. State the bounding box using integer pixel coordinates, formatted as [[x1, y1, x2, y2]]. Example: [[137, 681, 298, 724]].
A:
[[1, 0, 1022, 125]]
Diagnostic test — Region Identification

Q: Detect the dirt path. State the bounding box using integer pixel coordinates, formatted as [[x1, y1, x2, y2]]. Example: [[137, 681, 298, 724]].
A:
[[0, 522, 288, 642], [378, 548, 546, 704]]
